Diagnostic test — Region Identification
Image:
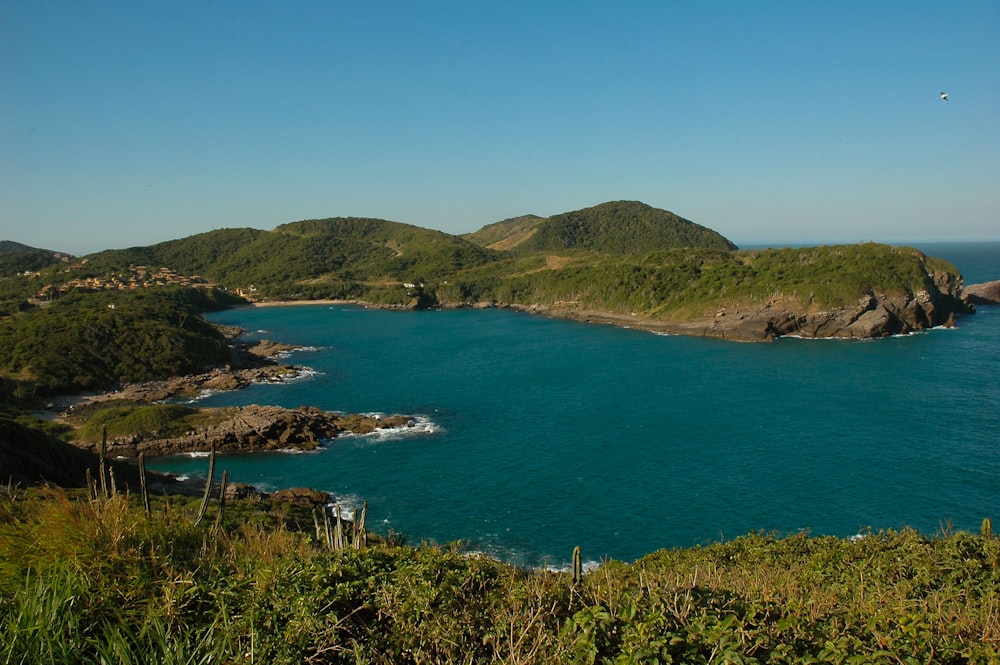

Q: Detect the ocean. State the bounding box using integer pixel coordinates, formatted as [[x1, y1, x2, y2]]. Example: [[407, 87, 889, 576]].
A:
[[147, 242, 1000, 568]]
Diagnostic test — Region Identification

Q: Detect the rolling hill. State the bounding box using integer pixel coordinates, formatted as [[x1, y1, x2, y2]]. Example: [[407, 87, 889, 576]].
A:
[[463, 201, 737, 254]]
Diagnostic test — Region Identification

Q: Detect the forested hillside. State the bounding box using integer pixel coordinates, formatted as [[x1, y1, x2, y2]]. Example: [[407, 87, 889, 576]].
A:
[[0, 288, 239, 402], [433, 243, 960, 319], [0, 241, 72, 277], [0, 201, 968, 378], [463, 201, 737, 254], [83, 218, 498, 301]]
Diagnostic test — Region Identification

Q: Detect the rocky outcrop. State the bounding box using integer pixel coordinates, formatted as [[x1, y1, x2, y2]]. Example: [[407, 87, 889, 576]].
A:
[[547, 269, 971, 341], [93, 365, 302, 403], [270, 487, 333, 506], [701, 288, 967, 341], [76, 405, 416, 458], [963, 280, 1000, 306]]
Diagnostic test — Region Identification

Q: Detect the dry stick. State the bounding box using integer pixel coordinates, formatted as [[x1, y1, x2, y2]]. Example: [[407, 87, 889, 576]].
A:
[[138, 452, 150, 515], [194, 445, 216, 526]]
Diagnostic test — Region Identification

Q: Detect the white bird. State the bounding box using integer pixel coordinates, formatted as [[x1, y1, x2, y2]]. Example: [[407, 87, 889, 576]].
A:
[[940, 91, 949, 101]]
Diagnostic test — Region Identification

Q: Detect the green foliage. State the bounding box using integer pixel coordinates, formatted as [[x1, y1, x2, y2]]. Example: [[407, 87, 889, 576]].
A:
[[82, 219, 499, 300], [511, 201, 738, 254], [0, 288, 231, 401], [0, 249, 67, 277], [443, 244, 959, 320], [2, 490, 998, 664], [72, 404, 205, 443]]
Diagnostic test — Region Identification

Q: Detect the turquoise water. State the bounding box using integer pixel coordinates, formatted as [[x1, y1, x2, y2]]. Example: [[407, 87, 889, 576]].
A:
[[148, 242, 1000, 567]]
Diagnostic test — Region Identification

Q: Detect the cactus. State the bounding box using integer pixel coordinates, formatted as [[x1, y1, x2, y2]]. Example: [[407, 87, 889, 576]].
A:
[[194, 445, 216, 525], [572, 546, 583, 586], [85, 468, 96, 502], [322, 506, 333, 550], [983, 517, 993, 538], [312, 507, 323, 543], [353, 501, 368, 549], [334, 506, 345, 550], [99, 427, 108, 499], [213, 470, 229, 533], [138, 453, 150, 515]]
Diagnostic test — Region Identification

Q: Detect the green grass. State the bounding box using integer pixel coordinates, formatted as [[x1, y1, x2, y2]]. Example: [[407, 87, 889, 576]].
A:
[[70, 403, 227, 444], [1, 487, 997, 664]]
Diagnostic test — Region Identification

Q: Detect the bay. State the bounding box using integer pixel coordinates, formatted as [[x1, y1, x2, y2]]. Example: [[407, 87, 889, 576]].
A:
[[148, 242, 1000, 567]]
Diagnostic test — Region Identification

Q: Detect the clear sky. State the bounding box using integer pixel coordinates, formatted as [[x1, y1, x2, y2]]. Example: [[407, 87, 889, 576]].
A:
[[2, 1, 998, 255]]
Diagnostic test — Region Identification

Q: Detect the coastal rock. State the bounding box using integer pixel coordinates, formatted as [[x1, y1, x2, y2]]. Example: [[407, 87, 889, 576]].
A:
[[271, 487, 333, 506], [74, 405, 416, 458], [99, 365, 300, 403], [538, 271, 968, 341], [963, 280, 1000, 306], [712, 280, 966, 341]]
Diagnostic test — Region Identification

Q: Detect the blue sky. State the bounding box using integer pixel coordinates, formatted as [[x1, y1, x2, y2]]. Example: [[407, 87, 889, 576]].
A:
[[2, 1, 998, 255]]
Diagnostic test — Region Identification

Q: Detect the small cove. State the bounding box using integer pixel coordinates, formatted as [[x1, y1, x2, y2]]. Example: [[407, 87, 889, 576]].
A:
[[148, 242, 1000, 567]]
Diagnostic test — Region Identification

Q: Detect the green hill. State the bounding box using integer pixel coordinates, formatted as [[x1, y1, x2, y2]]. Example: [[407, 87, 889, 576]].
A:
[[0, 241, 72, 277], [465, 201, 737, 254], [84, 218, 498, 301], [461, 214, 546, 251], [0, 288, 236, 401]]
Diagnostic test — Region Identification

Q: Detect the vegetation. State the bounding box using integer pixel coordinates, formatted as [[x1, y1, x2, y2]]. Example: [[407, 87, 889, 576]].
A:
[[69, 403, 229, 444], [83, 218, 500, 301], [1, 486, 996, 664], [432, 244, 959, 320], [0, 205, 986, 662], [0, 288, 236, 402], [2, 203, 961, 320], [481, 201, 737, 255], [0, 241, 72, 278]]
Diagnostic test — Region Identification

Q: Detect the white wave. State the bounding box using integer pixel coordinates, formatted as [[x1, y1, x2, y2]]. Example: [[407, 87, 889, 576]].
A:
[[183, 451, 212, 458], [322, 494, 366, 522], [339, 414, 443, 442], [274, 445, 324, 455], [541, 560, 603, 575], [783, 324, 958, 342], [182, 388, 224, 403], [273, 345, 322, 359], [257, 367, 321, 385]]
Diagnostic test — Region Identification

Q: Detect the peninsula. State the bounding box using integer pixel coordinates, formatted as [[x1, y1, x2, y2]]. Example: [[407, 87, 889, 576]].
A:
[[1, 201, 975, 347]]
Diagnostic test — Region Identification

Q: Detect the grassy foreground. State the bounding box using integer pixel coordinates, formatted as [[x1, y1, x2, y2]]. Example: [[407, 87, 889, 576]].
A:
[[1, 487, 997, 664]]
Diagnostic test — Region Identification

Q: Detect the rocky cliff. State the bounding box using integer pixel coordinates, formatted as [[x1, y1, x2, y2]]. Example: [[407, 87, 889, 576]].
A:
[[553, 267, 971, 341], [963, 280, 1000, 306], [712, 269, 966, 341]]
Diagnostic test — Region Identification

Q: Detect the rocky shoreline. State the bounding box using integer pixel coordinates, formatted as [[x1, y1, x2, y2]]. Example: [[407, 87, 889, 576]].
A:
[[470, 272, 980, 342], [60, 325, 418, 459], [77, 405, 417, 458]]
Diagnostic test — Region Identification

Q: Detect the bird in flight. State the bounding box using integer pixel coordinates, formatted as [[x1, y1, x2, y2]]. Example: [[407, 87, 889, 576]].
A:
[[940, 91, 949, 101]]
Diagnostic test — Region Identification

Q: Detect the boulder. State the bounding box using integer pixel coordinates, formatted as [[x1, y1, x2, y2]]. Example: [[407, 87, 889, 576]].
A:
[[271, 487, 332, 505], [964, 280, 1000, 306]]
